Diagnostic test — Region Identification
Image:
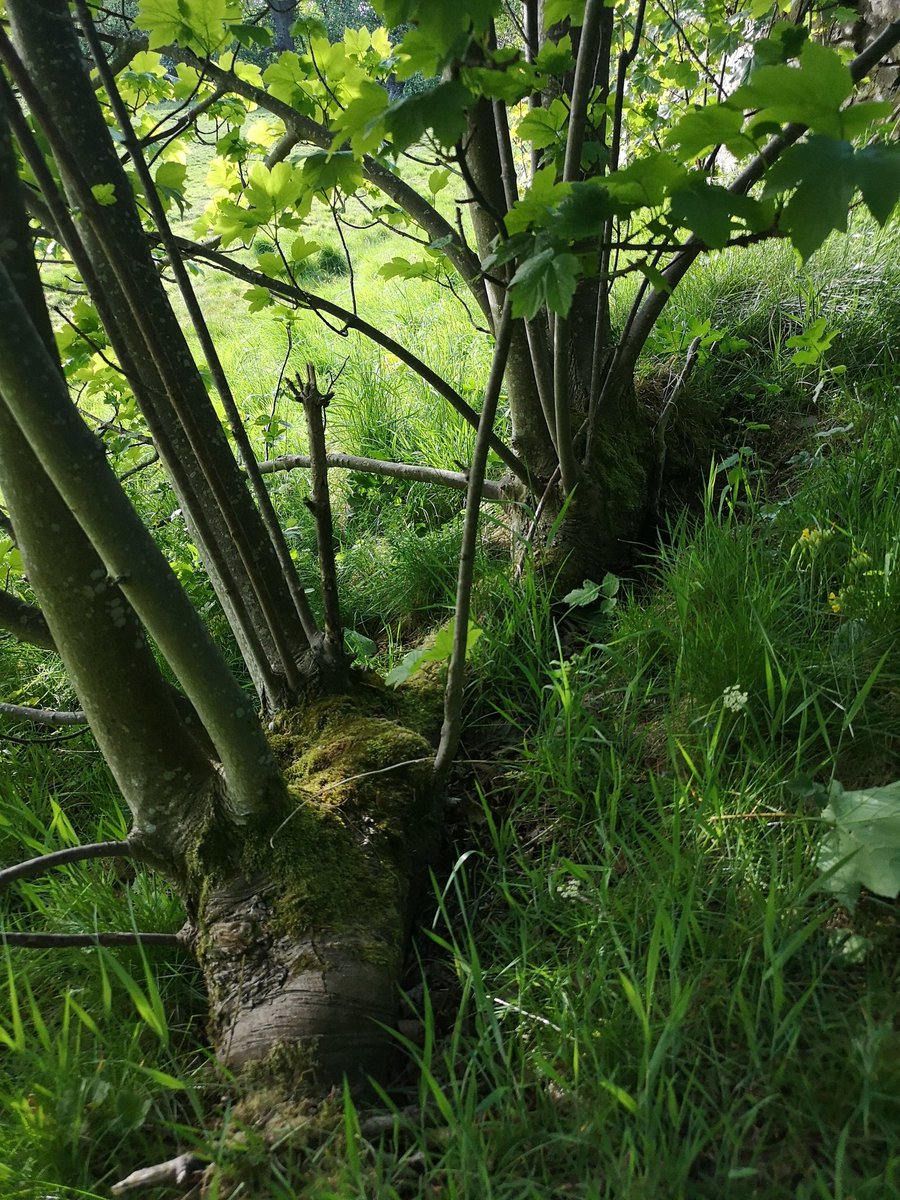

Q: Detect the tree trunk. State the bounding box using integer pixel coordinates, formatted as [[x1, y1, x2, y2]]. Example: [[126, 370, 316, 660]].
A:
[[269, 0, 297, 53], [186, 696, 440, 1085]]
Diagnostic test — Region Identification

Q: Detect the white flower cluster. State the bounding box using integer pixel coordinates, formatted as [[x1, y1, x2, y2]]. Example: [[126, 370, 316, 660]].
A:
[[556, 877, 583, 901], [723, 684, 749, 712]]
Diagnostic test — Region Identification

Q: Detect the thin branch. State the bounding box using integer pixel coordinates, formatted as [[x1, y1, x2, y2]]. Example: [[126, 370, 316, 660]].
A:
[[118, 449, 160, 483], [434, 298, 514, 783], [563, 0, 606, 183], [0, 931, 185, 949], [0, 840, 132, 888], [173, 239, 529, 483], [256, 452, 506, 500], [0, 701, 86, 726], [75, 0, 319, 671]]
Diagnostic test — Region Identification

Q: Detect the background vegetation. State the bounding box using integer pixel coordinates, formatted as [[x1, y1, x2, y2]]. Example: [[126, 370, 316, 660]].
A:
[[1, 95, 898, 1191]]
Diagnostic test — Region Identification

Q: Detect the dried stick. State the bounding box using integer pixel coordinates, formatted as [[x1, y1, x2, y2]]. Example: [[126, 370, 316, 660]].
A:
[[290, 365, 343, 655], [0, 840, 132, 888], [111, 1152, 205, 1195]]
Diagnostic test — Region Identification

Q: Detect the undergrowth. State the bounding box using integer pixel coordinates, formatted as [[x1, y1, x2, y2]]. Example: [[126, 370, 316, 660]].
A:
[[1, 200, 899, 1198]]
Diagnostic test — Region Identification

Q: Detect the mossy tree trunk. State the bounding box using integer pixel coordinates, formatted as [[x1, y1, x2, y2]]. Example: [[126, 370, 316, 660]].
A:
[[0, 0, 442, 1093]]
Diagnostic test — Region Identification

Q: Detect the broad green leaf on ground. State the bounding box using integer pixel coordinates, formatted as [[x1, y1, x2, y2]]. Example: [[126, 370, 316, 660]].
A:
[[817, 780, 900, 908], [509, 246, 579, 319], [386, 620, 483, 687]]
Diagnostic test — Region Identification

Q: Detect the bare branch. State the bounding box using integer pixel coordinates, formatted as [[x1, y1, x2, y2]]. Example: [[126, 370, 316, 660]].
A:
[[172, 238, 529, 484], [0, 840, 132, 888], [256, 452, 506, 500], [0, 931, 186, 949], [434, 298, 514, 783], [0, 701, 86, 725], [0, 589, 56, 651]]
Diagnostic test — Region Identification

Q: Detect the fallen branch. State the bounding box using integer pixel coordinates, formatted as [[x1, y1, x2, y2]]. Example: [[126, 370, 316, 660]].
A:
[[0, 701, 86, 726], [256, 452, 506, 501], [0, 931, 186, 949], [0, 839, 132, 888], [111, 1152, 205, 1195]]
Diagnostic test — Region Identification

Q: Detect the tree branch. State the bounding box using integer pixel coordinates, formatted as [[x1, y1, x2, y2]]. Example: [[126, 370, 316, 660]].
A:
[[0, 589, 56, 651], [0, 931, 186, 949], [290, 365, 343, 659], [76, 0, 320, 674], [0, 840, 132, 888], [256, 452, 506, 500], [617, 18, 900, 384], [173, 238, 529, 484], [0, 701, 86, 725], [434, 298, 514, 783]]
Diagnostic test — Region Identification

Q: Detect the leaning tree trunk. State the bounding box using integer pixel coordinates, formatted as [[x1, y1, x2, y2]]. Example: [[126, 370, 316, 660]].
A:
[[0, 0, 445, 1105], [189, 695, 440, 1085]]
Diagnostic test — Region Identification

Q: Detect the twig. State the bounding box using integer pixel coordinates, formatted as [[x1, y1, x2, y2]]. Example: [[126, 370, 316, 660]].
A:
[[513, 466, 561, 581], [289, 365, 343, 656], [256, 452, 506, 500], [434, 298, 514, 783], [0, 840, 132, 888], [0, 931, 185, 949], [118, 449, 160, 483], [0, 726, 91, 745], [0, 701, 86, 726]]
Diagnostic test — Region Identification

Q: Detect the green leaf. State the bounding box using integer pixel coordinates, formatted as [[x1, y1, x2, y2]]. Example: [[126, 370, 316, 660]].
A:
[[666, 105, 749, 161], [137, 0, 242, 54], [301, 151, 364, 196], [551, 180, 617, 238], [91, 183, 117, 206], [505, 167, 570, 235], [331, 80, 390, 156], [243, 285, 273, 312], [854, 143, 900, 225], [229, 22, 273, 48], [732, 41, 852, 138], [669, 182, 739, 249], [839, 99, 893, 141], [385, 81, 471, 152], [385, 619, 482, 687], [763, 136, 856, 261], [429, 168, 451, 194], [604, 153, 689, 208], [516, 98, 569, 150], [817, 780, 900, 907], [509, 246, 579, 319], [544, 0, 586, 26]]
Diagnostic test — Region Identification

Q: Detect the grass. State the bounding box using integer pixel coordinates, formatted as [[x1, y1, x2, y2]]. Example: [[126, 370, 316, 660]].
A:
[[2, 137, 900, 1198]]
